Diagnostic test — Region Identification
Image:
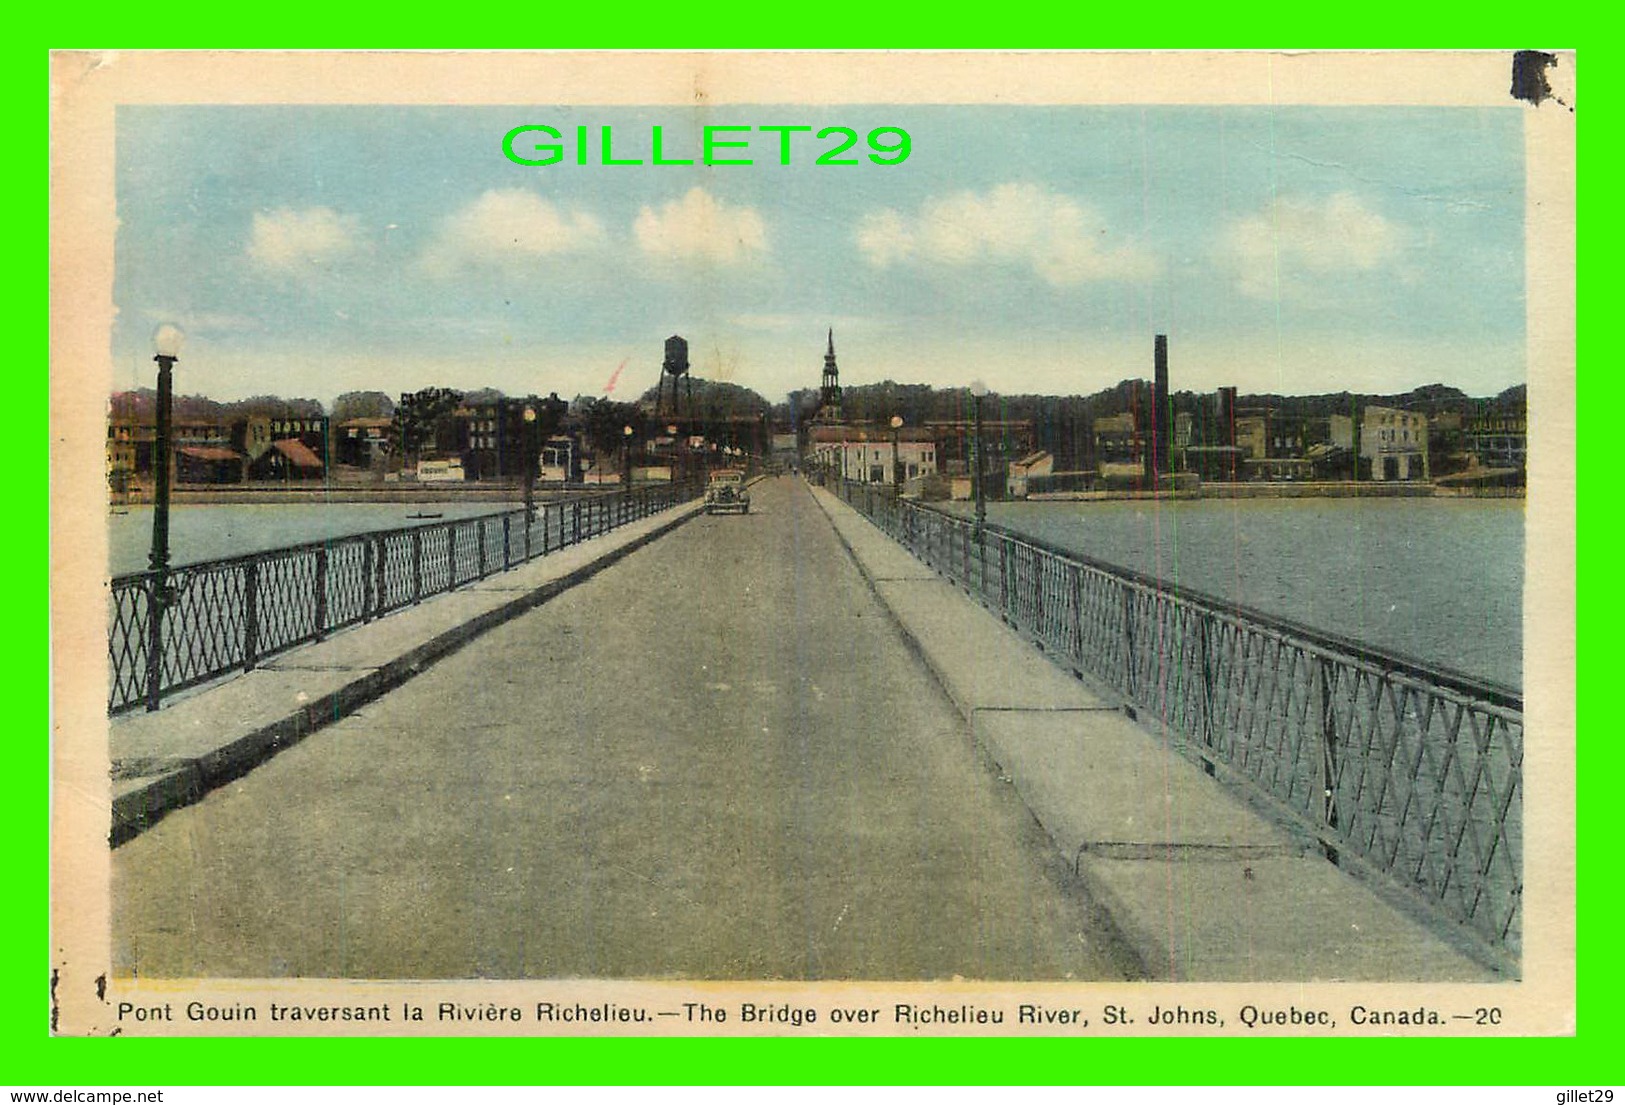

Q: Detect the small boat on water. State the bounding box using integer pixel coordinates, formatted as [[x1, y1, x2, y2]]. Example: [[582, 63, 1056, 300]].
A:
[[406, 511, 444, 520]]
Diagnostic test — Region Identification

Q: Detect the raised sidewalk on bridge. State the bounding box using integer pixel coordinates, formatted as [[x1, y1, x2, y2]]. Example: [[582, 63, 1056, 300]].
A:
[[806, 483, 1499, 983], [108, 497, 708, 846]]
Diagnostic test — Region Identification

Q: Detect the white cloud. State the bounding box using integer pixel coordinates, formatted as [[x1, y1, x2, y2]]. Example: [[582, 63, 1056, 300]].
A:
[[1221, 192, 1403, 300], [421, 189, 604, 275], [140, 308, 263, 337], [633, 188, 767, 265], [855, 183, 1158, 285], [247, 207, 362, 274], [854, 210, 914, 267]]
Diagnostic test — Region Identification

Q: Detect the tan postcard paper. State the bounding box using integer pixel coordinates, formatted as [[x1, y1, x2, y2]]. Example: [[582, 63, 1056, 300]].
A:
[[49, 50, 1575, 1037]]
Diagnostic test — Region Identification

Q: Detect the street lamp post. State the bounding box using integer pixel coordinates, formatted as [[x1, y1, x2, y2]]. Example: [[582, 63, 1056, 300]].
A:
[[890, 414, 904, 492], [969, 380, 988, 543], [146, 324, 185, 711], [623, 423, 635, 501], [522, 405, 537, 558]]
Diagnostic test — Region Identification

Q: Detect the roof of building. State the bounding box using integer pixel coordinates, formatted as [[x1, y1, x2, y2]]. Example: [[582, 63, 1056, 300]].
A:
[[924, 420, 1034, 429], [1012, 450, 1051, 468], [1304, 443, 1349, 459], [178, 446, 242, 462], [271, 438, 324, 468], [807, 425, 939, 443], [337, 417, 394, 429]]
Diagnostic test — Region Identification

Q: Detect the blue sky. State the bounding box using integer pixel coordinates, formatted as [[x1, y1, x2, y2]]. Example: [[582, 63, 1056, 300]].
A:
[[112, 104, 1526, 407]]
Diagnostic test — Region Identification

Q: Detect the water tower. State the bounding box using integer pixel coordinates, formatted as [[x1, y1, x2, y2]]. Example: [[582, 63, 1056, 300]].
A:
[[660, 334, 692, 417]]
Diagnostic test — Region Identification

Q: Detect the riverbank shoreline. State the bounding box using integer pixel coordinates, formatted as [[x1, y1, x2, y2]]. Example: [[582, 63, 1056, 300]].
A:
[[1026, 480, 1522, 502], [111, 482, 637, 506], [114, 477, 1523, 508]]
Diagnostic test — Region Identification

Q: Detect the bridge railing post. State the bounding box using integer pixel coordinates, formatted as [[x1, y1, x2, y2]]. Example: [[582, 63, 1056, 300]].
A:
[[313, 544, 329, 642], [1067, 561, 1082, 673], [1120, 583, 1136, 703], [999, 537, 1011, 622], [411, 529, 423, 603], [242, 559, 260, 671], [360, 537, 376, 624], [1198, 608, 1216, 776], [1319, 655, 1341, 864]]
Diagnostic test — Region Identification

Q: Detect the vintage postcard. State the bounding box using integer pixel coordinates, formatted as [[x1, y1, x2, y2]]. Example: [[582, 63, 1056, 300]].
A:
[[49, 50, 1576, 1037]]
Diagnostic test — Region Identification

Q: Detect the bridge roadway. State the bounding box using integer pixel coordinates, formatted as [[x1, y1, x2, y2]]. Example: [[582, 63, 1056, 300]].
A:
[[113, 476, 1143, 980]]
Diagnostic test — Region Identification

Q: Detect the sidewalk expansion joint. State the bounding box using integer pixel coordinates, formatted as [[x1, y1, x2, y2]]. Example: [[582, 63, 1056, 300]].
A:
[[971, 704, 1124, 714], [1077, 841, 1308, 863]]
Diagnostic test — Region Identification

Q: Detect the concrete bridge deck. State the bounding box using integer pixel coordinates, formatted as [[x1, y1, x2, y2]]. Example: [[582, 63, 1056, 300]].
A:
[[108, 476, 1492, 982]]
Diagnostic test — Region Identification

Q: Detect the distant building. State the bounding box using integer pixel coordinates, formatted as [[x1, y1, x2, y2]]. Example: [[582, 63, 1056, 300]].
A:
[[268, 415, 328, 458], [228, 414, 327, 482], [416, 458, 466, 483], [1181, 445, 1245, 482], [106, 413, 238, 487], [1233, 414, 1268, 461], [454, 401, 509, 480], [106, 418, 139, 491], [1465, 413, 1527, 471], [1093, 411, 1139, 466], [453, 397, 553, 481], [927, 420, 1035, 491], [1007, 451, 1054, 498], [814, 329, 843, 422], [539, 434, 581, 484], [233, 415, 273, 466], [808, 425, 936, 484], [247, 438, 324, 482], [1360, 405, 1430, 481], [335, 417, 393, 468], [175, 445, 244, 484], [172, 418, 241, 484], [1179, 386, 1243, 480]]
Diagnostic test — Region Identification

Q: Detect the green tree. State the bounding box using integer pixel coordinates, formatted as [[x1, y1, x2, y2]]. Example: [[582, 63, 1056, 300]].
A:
[[578, 398, 647, 466], [395, 387, 464, 466], [331, 390, 396, 422]]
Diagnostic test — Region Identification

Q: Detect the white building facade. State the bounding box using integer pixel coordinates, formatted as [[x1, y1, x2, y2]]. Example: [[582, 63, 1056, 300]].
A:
[[1355, 405, 1430, 481], [809, 429, 937, 485]]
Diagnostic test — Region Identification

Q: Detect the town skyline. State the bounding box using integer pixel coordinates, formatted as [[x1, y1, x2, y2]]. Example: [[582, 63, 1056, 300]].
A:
[[111, 104, 1527, 409], [107, 369, 1527, 424]]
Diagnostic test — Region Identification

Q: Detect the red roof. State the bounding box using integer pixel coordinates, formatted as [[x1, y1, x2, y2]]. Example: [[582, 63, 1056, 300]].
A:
[[271, 439, 324, 468], [178, 446, 241, 462]]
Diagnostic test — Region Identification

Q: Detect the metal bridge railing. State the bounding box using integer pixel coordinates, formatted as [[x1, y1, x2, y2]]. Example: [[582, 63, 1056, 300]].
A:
[[835, 478, 1523, 961], [108, 483, 700, 717]]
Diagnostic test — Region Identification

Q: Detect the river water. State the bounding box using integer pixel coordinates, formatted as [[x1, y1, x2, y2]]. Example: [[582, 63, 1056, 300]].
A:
[[104, 494, 1525, 691], [106, 502, 522, 578], [945, 497, 1525, 691]]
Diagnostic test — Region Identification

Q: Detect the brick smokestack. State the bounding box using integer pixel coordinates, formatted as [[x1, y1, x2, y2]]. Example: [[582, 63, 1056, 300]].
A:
[[1152, 334, 1170, 481]]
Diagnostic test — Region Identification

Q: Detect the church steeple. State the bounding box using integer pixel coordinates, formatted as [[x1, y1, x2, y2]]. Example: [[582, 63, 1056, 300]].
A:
[[818, 328, 843, 420]]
